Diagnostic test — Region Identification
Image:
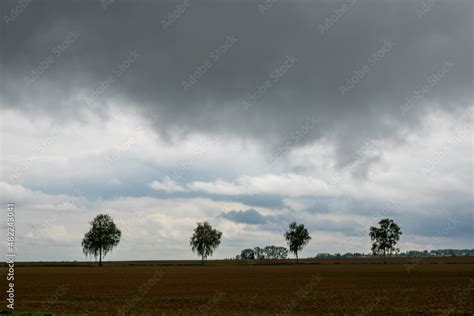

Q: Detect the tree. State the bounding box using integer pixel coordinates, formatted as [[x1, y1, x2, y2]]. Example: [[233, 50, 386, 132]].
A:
[[263, 246, 276, 259], [263, 246, 289, 259], [284, 222, 311, 263], [82, 214, 121, 266], [190, 222, 222, 264], [240, 248, 255, 260], [369, 218, 402, 263], [254, 247, 264, 260], [275, 246, 289, 259]]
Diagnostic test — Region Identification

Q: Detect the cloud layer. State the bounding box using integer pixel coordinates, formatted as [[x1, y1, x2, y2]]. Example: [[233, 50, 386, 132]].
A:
[[2, 1, 472, 163]]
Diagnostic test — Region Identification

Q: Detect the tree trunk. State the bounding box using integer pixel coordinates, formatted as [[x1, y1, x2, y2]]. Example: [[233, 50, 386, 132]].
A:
[[383, 250, 386, 264], [99, 248, 102, 266], [201, 254, 204, 265], [296, 252, 299, 264]]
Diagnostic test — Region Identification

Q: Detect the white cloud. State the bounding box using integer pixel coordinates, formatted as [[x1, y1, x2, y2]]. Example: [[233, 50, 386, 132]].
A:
[[189, 174, 329, 197], [186, 107, 473, 212], [283, 198, 310, 211], [149, 177, 186, 193]]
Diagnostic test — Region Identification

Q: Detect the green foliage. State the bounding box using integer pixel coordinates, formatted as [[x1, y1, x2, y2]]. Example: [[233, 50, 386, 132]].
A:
[[81, 214, 121, 266], [239, 246, 289, 260], [369, 218, 402, 262], [263, 245, 289, 259], [284, 222, 311, 263], [314, 249, 474, 258], [190, 222, 222, 263], [240, 248, 255, 260], [315, 252, 366, 258], [254, 247, 264, 260], [404, 249, 474, 257]]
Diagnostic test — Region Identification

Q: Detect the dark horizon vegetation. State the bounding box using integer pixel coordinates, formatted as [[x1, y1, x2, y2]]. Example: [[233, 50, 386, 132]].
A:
[[1, 254, 473, 267], [3, 249, 472, 266]]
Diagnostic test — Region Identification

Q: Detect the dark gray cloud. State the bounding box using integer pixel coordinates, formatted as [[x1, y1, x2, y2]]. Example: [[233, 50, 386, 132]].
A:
[[1, 0, 472, 167], [308, 218, 364, 234], [220, 208, 271, 225], [219, 208, 364, 234]]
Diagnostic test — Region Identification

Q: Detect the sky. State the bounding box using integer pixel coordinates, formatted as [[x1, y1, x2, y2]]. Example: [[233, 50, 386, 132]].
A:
[[0, 0, 472, 261]]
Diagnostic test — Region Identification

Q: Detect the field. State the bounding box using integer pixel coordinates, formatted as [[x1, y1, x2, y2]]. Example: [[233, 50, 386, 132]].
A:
[[2, 257, 473, 315]]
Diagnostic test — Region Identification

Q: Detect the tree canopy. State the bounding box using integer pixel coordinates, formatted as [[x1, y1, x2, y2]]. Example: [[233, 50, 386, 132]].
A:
[[81, 214, 121, 266], [263, 246, 289, 259], [284, 222, 311, 263], [369, 218, 402, 263], [239, 246, 289, 260], [190, 222, 222, 264], [240, 248, 255, 260]]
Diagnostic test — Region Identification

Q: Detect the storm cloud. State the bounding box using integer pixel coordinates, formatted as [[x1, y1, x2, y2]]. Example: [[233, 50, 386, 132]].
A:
[[1, 0, 472, 164]]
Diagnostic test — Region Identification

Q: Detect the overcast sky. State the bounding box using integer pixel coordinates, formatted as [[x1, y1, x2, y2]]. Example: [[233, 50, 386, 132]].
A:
[[0, 0, 472, 261]]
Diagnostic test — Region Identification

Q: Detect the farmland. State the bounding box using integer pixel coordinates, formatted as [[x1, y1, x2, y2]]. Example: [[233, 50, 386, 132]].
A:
[[2, 257, 473, 315]]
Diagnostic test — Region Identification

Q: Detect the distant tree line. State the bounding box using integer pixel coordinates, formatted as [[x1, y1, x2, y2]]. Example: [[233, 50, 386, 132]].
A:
[[313, 249, 474, 258], [401, 249, 474, 257], [237, 246, 289, 260], [315, 252, 368, 258]]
